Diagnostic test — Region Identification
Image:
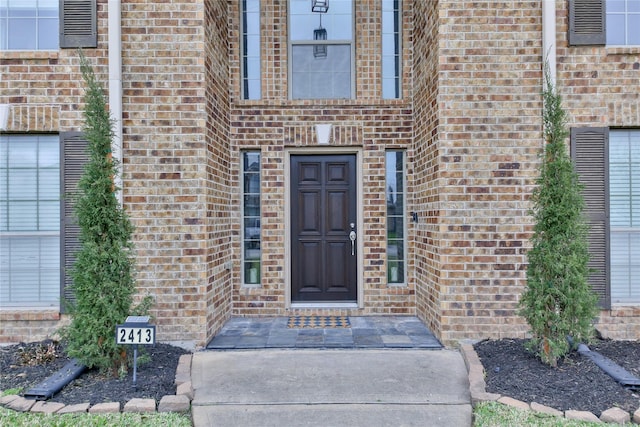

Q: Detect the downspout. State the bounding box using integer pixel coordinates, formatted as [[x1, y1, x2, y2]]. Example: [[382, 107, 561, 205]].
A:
[[108, 0, 123, 204], [542, 0, 556, 85]]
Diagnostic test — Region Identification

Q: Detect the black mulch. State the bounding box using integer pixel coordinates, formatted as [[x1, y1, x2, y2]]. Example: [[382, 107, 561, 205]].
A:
[[474, 338, 640, 416], [0, 340, 189, 407]]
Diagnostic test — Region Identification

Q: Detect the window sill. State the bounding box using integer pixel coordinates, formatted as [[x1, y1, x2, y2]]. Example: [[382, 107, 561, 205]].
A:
[[0, 50, 59, 60], [0, 308, 61, 321], [605, 46, 640, 55], [241, 283, 262, 289], [233, 98, 411, 108], [387, 283, 408, 288], [611, 302, 640, 308]]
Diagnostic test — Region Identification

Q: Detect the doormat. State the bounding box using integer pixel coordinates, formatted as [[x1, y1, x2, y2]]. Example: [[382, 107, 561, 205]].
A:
[[287, 315, 351, 329]]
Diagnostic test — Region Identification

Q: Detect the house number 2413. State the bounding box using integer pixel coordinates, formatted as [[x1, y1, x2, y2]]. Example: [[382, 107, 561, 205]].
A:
[[116, 327, 155, 345]]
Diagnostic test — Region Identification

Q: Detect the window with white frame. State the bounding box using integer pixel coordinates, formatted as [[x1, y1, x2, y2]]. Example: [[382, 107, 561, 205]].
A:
[[289, 0, 354, 99], [242, 151, 261, 285], [0, 135, 60, 307], [0, 0, 59, 50], [609, 130, 640, 303], [606, 0, 640, 46], [241, 0, 261, 100], [386, 150, 405, 284], [382, 0, 401, 99]]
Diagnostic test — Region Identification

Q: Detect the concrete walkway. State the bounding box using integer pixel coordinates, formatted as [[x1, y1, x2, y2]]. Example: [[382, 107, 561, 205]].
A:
[[191, 349, 472, 427]]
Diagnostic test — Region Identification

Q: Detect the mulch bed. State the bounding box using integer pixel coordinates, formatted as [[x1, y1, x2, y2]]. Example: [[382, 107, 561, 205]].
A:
[[474, 338, 640, 416], [0, 340, 189, 407], [3, 337, 639, 416]]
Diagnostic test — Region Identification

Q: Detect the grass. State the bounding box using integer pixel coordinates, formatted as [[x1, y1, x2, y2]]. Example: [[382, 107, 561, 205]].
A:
[[474, 402, 611, 427], [0, 407, 192, 427], [2, 399, 619, 427]]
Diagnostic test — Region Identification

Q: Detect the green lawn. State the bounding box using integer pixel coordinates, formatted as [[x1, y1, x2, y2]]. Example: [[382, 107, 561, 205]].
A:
[[0, 406, 192, 427], [474, 402, 613, 427]]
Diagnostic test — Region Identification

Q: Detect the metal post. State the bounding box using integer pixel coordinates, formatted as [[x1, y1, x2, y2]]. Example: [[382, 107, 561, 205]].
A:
[[132, 345, 138, 390]]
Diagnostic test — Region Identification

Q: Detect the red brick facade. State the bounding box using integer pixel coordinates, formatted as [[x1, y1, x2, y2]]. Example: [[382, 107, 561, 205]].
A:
[[1, 0, 638, 346]]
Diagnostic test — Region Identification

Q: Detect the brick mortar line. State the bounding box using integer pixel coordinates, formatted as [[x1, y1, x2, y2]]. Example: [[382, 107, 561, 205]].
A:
[[0, 353, 193, 416], [459, 343, 639, 424]]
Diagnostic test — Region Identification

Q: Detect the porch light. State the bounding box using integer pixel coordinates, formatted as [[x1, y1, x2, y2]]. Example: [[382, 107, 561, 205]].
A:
[[313, 44, 327, 58], [311, 0, 329, 13], [313, 14, 328, 58]]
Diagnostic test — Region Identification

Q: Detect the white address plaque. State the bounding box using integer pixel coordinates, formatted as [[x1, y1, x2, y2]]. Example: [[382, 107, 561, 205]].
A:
[[116, 325, 156, 345]]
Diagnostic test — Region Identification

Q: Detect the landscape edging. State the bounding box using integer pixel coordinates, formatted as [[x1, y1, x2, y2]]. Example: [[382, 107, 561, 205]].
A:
[[459, 343, 640, 424], [0, 353, 193, 415]]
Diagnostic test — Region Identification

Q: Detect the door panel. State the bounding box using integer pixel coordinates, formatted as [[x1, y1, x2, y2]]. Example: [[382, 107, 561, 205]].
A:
[[291, 154, 357, 302]]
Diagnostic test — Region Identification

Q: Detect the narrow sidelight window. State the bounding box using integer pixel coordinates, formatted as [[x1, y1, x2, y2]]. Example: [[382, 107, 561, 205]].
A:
[[386, 150, 405, 284], [242, 151, 261, 285], [382, 0, 401, 99], [241, 0, 261, 100]]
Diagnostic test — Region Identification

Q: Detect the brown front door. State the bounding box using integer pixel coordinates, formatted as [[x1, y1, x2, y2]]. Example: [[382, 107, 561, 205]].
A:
[[291, 154, 357, 302]]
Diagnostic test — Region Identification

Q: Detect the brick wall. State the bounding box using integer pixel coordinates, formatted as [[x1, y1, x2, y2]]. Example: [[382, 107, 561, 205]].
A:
[[0, 1, 109, 344], [3, 0, 639, 346], [0, 312, 68, 344], [412, 0, 443, 340], [203, 0, 233, 342], [430, 0, 543, 344], [1, 1, 225, 347], [120, 0, 221, 346], [556, 0, 640, 340], [227, 0, 416, 318]]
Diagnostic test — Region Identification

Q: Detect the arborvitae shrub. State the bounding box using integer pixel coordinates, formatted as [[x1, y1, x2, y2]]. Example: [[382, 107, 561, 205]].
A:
[[518, 64, 598, 367], [61, 52, 138, 376]]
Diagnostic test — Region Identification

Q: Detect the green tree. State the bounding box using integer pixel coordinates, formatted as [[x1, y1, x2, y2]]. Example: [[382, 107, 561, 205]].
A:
[[518, 63, 599, 367], [62, 52, 137, 375]]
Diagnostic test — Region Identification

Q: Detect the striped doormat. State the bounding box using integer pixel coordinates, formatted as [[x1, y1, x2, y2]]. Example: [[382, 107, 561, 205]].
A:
[[287, 315, 351, 329]]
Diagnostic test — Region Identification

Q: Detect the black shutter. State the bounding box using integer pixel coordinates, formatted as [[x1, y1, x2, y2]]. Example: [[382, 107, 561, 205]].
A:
[[59, 0, 97, 48], [568, 0, 606, 46], [60, 132, 88, 311], [571, 127, 610, 308]]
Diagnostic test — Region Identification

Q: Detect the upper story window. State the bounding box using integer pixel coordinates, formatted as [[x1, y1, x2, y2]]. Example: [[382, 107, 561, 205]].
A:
[[382, 0, 401, 99], [0, 0, 59, 50], [606, 0, 640, 45], [289, 0, 354, 100], [241, 0, 261, 100]]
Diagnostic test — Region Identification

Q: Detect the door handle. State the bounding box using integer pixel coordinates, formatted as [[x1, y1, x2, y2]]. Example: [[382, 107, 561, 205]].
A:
[[349, 230, 356, 256]]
